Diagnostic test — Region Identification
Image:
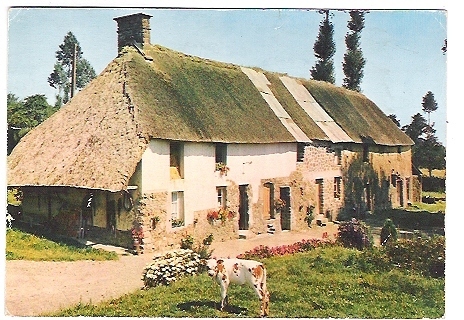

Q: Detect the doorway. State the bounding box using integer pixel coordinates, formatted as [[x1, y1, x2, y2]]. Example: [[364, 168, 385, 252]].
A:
[[106, 198, 116, 232], [239, 185, 249, 230], [263, 182, 274, 220], [316, 179, 324, 215], [280, 186, 291, 230], [397, 179, 404, 207]]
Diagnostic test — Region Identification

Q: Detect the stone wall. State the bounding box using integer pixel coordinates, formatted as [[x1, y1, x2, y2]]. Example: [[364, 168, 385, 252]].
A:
[[295, 143, 344, 221], [139, 191, 238, 252]]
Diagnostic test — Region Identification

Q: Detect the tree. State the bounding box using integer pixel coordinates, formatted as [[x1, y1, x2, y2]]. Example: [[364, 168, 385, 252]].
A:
[[413, 128, 446, 177], [310, 10, 336, 84], [342, 10, 367, 92], [387, 114, 401, 127], [7, 93, 58, 154], [402, 113, 428, 143], [421, 91, 438, 126], [48, 32, 96, 107]]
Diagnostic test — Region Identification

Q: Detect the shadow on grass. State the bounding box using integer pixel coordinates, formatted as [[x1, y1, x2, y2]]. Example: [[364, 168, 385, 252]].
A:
[[177, 300, 248, 315], [12, 221, 88, 248]]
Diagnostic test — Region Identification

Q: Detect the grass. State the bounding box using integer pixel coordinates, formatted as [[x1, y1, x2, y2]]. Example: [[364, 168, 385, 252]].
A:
[[48, 246, 444, 318], [410, 200, 446, 213], [6, 228, 118, 261]]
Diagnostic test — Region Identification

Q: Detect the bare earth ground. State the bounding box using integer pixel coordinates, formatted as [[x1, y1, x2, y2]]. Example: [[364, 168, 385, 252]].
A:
[[4, 224, 338, 317]]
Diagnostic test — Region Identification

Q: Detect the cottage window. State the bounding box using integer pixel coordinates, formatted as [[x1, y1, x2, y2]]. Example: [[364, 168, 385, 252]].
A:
[[171, 191, 184, 227], [170, 142, 184, 179], [217, 186, 227, 208], [297, 143, 305, 162], [215, 143, 227, 165], [334, 177, 342, 199]]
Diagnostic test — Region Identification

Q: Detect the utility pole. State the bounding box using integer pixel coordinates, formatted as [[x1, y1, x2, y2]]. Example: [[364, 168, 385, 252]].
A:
[[70, 43, 77, 99]]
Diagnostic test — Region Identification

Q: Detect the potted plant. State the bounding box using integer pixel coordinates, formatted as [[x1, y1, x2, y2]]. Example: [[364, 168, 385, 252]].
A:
[[131, 225, 144, 255], [274, 198, 286, 212], [207, 207, 236, 225], [215, 162, 230, 176]]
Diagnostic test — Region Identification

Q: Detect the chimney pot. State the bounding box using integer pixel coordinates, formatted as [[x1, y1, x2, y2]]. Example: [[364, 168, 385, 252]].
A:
[[114, 13, 152, 53]]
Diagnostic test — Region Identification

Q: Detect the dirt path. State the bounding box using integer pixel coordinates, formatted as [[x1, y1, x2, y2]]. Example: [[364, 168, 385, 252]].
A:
[[4, 224, 338, 316]]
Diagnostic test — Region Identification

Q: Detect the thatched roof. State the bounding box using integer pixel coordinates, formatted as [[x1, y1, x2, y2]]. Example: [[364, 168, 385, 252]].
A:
[[7, 58, 147, 191], [7, 44, 413, 191]]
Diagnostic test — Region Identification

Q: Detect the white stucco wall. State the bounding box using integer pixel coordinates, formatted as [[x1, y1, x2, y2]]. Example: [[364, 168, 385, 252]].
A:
[[226, 143, 297, 202], [140, 140, 170, 193], [139, 139, 297, 227]]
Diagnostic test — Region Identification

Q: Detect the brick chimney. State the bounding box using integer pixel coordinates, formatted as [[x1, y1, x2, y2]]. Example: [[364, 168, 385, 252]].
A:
[[114, 13, 152, 52]]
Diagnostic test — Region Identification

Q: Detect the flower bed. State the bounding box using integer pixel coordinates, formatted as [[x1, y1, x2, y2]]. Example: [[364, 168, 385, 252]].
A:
[[237, 238, 335, 259], [142, 249, 202, 288]]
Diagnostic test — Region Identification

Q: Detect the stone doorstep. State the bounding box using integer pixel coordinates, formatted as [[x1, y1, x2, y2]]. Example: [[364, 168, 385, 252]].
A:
[[315, 214, 328, 226], [238, 230, 252, 239]]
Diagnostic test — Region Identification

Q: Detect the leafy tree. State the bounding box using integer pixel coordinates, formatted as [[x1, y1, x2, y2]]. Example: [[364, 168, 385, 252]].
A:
[[310, 10, 336, 84], [421, 91, 438, 126], [402, 112, 445, 176], [387, 114, 401, 127], [342, 10, 367, 92], [48, 32, 96, 106], [413, 127, 446, 177], [7, 93, 58, 154], [402, 113, 428, 143]]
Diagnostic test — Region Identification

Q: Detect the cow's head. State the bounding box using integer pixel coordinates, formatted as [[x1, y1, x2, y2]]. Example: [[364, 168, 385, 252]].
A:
[[206, 258, 224, 277]]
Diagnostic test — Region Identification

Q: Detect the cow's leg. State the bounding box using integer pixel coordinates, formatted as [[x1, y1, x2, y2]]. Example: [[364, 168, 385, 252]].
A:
[[219, 278, 229, 311], [260, 290, 270, 317]]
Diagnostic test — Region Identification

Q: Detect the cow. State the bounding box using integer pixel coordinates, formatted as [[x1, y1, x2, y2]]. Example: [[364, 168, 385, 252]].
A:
[[206, 258, 270, 317]]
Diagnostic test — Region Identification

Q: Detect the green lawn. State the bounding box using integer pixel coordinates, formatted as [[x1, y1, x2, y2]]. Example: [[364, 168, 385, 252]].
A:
[[49, 246, 444, 318], [6, 228, 118, 261]]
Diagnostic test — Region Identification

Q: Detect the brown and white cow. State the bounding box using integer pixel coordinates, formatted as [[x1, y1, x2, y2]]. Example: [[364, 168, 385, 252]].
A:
[[206, 258, 270, 317]]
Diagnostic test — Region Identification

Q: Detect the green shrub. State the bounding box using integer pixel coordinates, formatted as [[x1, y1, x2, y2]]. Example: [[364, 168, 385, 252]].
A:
[[180, 234, 194, 250], [380, 218, 398, 246], [337, 218, 372, 250], [385, 235, 445, 278], [180, 233, 214, 260]]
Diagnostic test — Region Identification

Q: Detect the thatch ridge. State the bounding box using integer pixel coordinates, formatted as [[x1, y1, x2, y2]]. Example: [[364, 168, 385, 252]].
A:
[[301, 80, 414, 146]]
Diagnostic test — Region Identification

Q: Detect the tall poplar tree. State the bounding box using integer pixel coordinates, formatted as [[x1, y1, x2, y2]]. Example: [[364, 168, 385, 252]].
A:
[[421, 91, 438, 126], [310, 10, 336, 84], [342, 10, 367, 92], [48, 32, 96, 107]]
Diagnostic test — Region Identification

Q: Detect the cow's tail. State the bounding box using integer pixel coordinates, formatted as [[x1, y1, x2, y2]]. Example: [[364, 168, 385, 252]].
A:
[[260, 265, 270, 317], [262, 265, 268, 295]]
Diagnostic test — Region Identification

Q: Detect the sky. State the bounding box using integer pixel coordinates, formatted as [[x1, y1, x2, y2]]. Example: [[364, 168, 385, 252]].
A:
[[5, 5, 448, 144]]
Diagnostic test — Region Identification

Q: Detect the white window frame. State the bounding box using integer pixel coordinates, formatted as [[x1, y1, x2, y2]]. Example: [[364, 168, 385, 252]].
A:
[[216, 186, 227, 208], [171, 191, 184, 226]]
